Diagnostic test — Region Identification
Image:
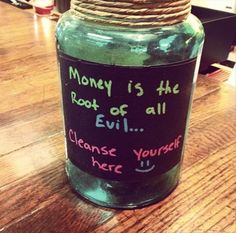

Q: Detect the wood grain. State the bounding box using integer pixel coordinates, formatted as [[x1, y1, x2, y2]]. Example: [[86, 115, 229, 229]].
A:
[[0, 2, 236, 233], [0, 133, 64, 187]]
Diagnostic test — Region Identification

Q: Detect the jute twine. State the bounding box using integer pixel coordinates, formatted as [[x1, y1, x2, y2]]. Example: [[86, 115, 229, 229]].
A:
[[70, 0, 191, 27]]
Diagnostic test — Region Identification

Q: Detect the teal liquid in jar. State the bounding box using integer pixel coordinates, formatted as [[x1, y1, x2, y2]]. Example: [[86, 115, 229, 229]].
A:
[[56, 0, 204, 209]]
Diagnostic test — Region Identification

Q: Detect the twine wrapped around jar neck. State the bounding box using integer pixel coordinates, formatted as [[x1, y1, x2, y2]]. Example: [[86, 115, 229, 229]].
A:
[[70, 0, 191, 27]]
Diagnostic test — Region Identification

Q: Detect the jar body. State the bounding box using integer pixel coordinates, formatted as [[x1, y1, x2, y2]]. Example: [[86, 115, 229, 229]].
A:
[[56, 11, 204, 209]]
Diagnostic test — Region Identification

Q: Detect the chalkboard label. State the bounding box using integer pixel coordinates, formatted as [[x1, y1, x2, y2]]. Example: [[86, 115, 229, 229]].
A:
[[57, 50, 197, 181]]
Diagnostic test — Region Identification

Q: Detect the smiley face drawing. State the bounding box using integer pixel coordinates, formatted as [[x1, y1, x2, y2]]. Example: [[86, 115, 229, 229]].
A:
[[135, 160, 155, 173]]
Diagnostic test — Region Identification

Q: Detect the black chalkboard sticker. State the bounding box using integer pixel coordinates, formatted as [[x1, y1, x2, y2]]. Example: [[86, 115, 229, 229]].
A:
[[58, 50, 197, 181]]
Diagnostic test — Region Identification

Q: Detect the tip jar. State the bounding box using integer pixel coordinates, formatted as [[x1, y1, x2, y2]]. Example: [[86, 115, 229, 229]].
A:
[[56, 0, 204, 209]]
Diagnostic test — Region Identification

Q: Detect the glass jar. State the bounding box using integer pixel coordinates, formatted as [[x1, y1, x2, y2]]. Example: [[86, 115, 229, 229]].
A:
[[56, 6, 204, 209]]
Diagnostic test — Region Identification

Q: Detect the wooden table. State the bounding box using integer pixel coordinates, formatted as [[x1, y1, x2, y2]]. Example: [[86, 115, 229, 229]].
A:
[[0, 2, 236, 232]]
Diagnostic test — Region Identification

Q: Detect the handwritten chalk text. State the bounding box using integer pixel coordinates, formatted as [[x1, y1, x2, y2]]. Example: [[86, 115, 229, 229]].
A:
[[133, 135, 182, 161], [145, 102, 166, 115], [127, 80, 144, 97], [69, 66, 112, 97], [95, 114, 144, 133], [110, 104, 128, 117], [71, 91, 99, 111], [69, 129, 117, 157], [95, 114, 129, 132], [156, 80, 180, 96], [91, 156, 123, 174]]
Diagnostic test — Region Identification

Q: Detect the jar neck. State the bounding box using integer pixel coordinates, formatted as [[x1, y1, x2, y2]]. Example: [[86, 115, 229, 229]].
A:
[[70, 0, 191, 27]]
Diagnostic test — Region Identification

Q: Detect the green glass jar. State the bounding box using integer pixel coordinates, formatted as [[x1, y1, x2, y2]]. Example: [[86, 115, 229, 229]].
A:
[[56, 1, 204, 209]]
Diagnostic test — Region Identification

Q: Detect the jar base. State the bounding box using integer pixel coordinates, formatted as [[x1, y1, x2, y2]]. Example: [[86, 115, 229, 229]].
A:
[[66, 160, 180, 209]]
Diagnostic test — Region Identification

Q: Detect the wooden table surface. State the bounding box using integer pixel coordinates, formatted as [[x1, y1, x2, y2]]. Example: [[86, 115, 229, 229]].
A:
[[0, 2, 236, 233]]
